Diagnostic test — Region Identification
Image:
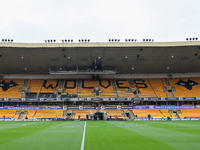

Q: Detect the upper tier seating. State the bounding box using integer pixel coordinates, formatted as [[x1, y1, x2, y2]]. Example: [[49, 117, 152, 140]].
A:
[[29, 79, 44, 94], [168, 77, 200, 97], [132, 79, 157, 97], [148, 78, 168, 97], [64, 80, 78, 93], [115, 79, 131, 93], [0, 79, 23, 98], [80, 79, 114, 94], [41, 79, 60, 93], [1, 78, 200, 98]]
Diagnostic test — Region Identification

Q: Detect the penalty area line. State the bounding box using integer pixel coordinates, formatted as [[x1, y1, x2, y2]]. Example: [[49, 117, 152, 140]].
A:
[[81, 121, 86, 150]]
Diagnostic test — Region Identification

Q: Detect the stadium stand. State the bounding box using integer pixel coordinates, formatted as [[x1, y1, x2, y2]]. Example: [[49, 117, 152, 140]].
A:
[[178, 109, 200, 118], [34, 110, 63, 118], [168, 77, 200, 97], [159, 109, 172, 117], [41, 79, 60, 93], [106, 109, 128, 120], [0, 79, 23, 98], [148, 78, 168, 97], [0, 110, 18, 118], [29, 79, 44, 94], [80, 79, 114, 94], [115, 79, 131, 93], [74, 111, 90, 120], [24, 110, 37, 118], [64, 80, 78, 94], [133, 79, 157, 97], [2, 78, 200, 99], [132, 109, 164, 117]]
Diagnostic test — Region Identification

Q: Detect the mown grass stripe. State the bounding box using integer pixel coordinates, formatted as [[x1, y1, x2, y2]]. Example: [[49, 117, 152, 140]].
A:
[[85, 121, 176, 150], [0, 121, 85, 150], [108, 121, 200, 150]]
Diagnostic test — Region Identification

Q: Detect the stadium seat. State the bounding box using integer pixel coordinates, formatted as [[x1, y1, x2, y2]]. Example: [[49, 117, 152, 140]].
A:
[[34, 110, 64, 118], [0, 110, 18, 118], [0, 79, 23, 98], [168, 77, 200, 97]]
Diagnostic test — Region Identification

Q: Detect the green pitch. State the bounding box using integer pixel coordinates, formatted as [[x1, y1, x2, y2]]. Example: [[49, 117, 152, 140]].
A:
[[0, 121, 200, 150]]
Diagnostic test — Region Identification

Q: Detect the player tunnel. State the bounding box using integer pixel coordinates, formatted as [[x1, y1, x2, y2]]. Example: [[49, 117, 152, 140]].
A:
[[94, 112, 104, 120]]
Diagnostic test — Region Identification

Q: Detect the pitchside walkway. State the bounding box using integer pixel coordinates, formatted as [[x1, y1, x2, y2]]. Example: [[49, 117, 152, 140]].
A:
[[1, 108, 200, 119]]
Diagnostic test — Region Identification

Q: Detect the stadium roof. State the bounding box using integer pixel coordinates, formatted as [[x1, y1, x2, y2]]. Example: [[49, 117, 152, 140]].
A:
[[0, 41, 200, 74]]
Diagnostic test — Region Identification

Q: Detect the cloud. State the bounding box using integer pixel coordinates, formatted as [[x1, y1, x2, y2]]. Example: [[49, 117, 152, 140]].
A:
[[0, 0, 200, 42]]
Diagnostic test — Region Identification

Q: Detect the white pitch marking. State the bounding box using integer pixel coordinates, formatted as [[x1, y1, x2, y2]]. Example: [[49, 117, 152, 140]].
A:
[[81, 121, 86, 150]]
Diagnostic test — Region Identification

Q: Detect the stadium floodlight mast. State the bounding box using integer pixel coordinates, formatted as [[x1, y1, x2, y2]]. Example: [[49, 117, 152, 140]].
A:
[[2, 39, 13, 42], [125, 39, 136, 42], [108, 39, 120, 42], [143, 39, 154, 42], [186, 37, 198, 41], [62, 39, 73, 43], [78, 39, 90, 42], [45, 39, 56, 43]]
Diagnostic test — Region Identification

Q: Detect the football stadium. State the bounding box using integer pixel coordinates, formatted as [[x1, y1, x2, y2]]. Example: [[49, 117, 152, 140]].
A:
[[0, 40, 200, 149]]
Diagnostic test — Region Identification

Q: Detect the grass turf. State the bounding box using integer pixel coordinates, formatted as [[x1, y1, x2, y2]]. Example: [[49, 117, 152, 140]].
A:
[[0, 121, 200, 150]]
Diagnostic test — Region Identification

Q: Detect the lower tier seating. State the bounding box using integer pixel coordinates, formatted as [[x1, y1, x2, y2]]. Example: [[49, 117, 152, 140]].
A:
[[178, 109, 200, 118], [34, 110, 63, 118], [131, 109, 164, 117], [0, 110, 18, 118], [74, 111, 90, 120]]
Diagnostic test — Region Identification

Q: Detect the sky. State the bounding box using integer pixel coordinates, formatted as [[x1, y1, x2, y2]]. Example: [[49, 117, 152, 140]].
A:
[[0, 0, 200, 43]]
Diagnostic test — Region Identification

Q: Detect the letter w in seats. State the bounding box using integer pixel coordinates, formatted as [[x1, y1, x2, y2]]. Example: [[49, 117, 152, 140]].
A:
[[43, 80, 59, 89]]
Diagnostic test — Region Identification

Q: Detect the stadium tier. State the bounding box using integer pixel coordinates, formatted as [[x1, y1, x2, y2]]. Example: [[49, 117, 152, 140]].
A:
[[0, 41, 200, 122], [1, 78, 200, 98]]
